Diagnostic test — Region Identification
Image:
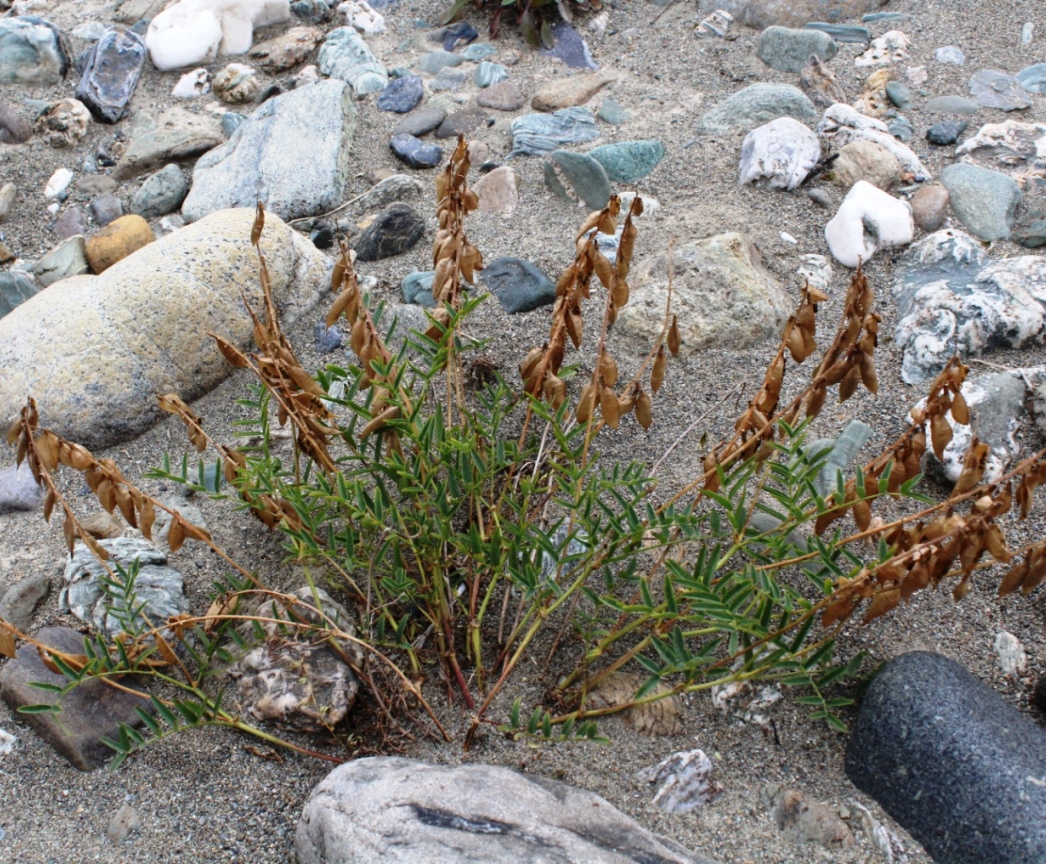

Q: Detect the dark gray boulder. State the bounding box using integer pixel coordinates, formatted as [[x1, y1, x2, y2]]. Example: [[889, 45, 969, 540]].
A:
[[846, 651, 1046, 864]]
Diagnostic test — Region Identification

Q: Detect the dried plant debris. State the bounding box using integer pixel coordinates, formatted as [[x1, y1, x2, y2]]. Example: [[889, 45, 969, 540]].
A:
[[636, 748, 720, 813], [587, 671, 683, 736]]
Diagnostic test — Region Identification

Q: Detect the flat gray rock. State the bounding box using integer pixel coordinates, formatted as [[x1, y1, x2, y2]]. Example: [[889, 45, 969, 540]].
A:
[[940, 162, 1021, 242], [0, 573, 50, 631], [697, 83, 816, 134], [183, 79, 356, 222], [756, 26, 837, 73], [847, 652, 1046, 864], [0, 626, 150, 771], [297, 757, 719, 864]]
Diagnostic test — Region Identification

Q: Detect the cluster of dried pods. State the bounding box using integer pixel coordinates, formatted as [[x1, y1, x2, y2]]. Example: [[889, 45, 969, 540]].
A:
[[519, 195, 678, 430]]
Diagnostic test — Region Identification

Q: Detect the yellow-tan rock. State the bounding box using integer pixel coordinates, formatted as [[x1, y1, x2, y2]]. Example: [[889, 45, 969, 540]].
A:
[[85, 214, 155, 274], [0, 208, 328, 448], [531, 72, 617, 112]]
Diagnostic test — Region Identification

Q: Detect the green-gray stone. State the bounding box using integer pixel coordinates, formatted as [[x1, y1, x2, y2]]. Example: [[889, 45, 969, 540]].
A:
[[474, 61, 508, 88], [0, 271, 39, 318], [419, 50, 462, 75], [803, 23, 870, 43], [317, 27, 387, 97], [597, 98, 628, 125], [925, 95, 978, 115], [1016, 63, 1046, 95], [401, 270, 436, 307], [697, 83, 816, 134], [757, 26, 837, 74], [804, 420, 873, 496], [1014, 199, 1046, 249], [460, 43, 496, 61], [940, 163, 1022, 242], [587, 140, 665, 183], [885, 81, 911, 110], [544, 151, 610, 210]]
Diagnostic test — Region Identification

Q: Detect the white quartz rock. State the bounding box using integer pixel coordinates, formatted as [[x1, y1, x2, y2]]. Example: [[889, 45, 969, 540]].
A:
[[145, 0, 290, 71], [338, 1, 386, 34], [738, 117, 820, 191], [172, 68, 211, 98], [817, 103, 930, 181], [825, 180, 913, 268]]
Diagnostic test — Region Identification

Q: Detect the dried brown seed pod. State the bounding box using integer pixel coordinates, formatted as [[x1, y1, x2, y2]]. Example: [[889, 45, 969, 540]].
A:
[[651, 345, 666, 394]]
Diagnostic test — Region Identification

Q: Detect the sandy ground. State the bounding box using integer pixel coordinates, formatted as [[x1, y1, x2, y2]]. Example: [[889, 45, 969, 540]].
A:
[[1, 0, 1045, 861]]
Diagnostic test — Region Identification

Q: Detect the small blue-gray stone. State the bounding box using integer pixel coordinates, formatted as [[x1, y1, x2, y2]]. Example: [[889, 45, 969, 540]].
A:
[[1016, 63, 1046, 95], [75, 26, 145, 124], [460, 43, 496, 62], [540, 22, 596, 70], [377, 74, 423, 113], [925, 95, 978, 115], [90, 193, 122, 226], [544, 150, 610, 210], [935, 45, 965, 66], [969, 69, 1033, 111], [481, 257, 556, 314], [401, 270, 436, 307], [474, 61, 508, 89], [597, 98, 628, 125], [429, 22, 477, 52], [940, 163, 1022, 242], [355, 202, 424, 262], [846, 652, 1046, 864], [885, 81, 911, 110], [697, 83, 816, 134], [430, 67, 468, 92], [315, 321, 343, 352], [435, 109, 487, 140], [390, 134, 443, 168], [862, 11, 909, 22], [887, 115, 914, 141], [756, 26, 837, 74], [389, 66, 411, 79], [0, 271, 38, 319], [1014, 199, 1046, 249], [0, 16, 71, 86], [222, 112, 245, 136], [802, 23, 869, 43], [291, 0, 332, 24], [510, 108, 598, 157], [587, 140, 665, 182], [131, 163, 188, 218], [393, 106, 446, 137], [926, 121, 966, 146], [419, 50, 462, 75]]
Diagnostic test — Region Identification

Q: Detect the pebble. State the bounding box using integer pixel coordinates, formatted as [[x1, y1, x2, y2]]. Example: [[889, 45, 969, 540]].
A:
[[393, 106, 446, 137], [340, 1, 386, 35], [695, 8, 733, 38], [531, 71, 617, 112], [799, 55, 846, 108], [831, 139, 902, 191], [940, 163, 1021, 241], [354, 202, 424, 261], [0, 573, 50, 631], [460, 43, 496, 61], [85, 214, 155, 274], [885, 81, 911, 110], [588, 140, 665, 182], [1021, 22, 1035, 45], [968, 69, 1033, 111], [293, 0, 334, 24], [34, 236, 89, 287], [131, 164, 189, 218], [738, 117, 820, 191], [318, 26, 387, 97], [0, 100, 31, 144], [510, 107, 599, 156], [377, 74, 424, 113], [0, 271, 38, 320], [1014, 199, 1046, 248], [855, 30, 909, 67], [75, 26, 146, 123], [1016, 63, 1046, 95], [248, 26, 325, 71], [90, 193, 124, 226], [222, 112, 246, 136], [935, 45, 965, 66], [472, 166, 519, 217], [540, 21, 597, 70], [314, 321, 343, 352], [803, 23, 870, 43], [213, 63, 260, 104], [924, 95, 978, 114], [44, 169, 74, 200], [544, 150, 610, 210], [429, 68, 468, 92], [435, 109, 487, 139], [475, 61, 508, 89], [401, 270, 437, 306], [0, 16, 70, 85], [34, 98, 91, 149], [807, 187, 833, 208], [481, 257, 557, 313], [390, 134, 442, 168], [0, 183, 16, 222], [172, 68, 210, 98], [0, 461, 45, 513], [429, 22, 477, 52], [756, 26, 837, 73], [697, 83, 816, 134], [926, 121, 967, 146], [419, 50, 462, 75], [597, 97, 628, 125], [476, 80, 525, 112], [824, 180, 913, 268], [106, 804, 142, 845], [910, 183, 950, 232], [887, 115, 914, 141], [54, 208, 85, 240]]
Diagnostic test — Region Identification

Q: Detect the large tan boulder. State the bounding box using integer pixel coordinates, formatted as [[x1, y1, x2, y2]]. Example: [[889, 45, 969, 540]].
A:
[[613, 232, 791, 357], [0, 208, 328, 448]]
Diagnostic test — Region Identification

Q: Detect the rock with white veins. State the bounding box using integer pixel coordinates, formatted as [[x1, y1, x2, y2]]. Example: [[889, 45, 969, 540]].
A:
[[824, 180, 913, 268], [738, 117, 820, 191]]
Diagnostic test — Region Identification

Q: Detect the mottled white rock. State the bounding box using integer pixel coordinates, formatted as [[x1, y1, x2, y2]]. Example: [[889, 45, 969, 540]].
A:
[[954, 121, 1046, 184], [798, 254, 833, 293], [171, 68, 210, 98], [855, 30, 909, 67], [995, 631, 1027, 677], [337, 1, 386, 34], [817, 103, 930, 180], [145, 0, 291, 71], [636, 749, 719, 813], [738, 116, 820, 191], [825, 180, 913, 268], [43, 168, 73, 199]]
